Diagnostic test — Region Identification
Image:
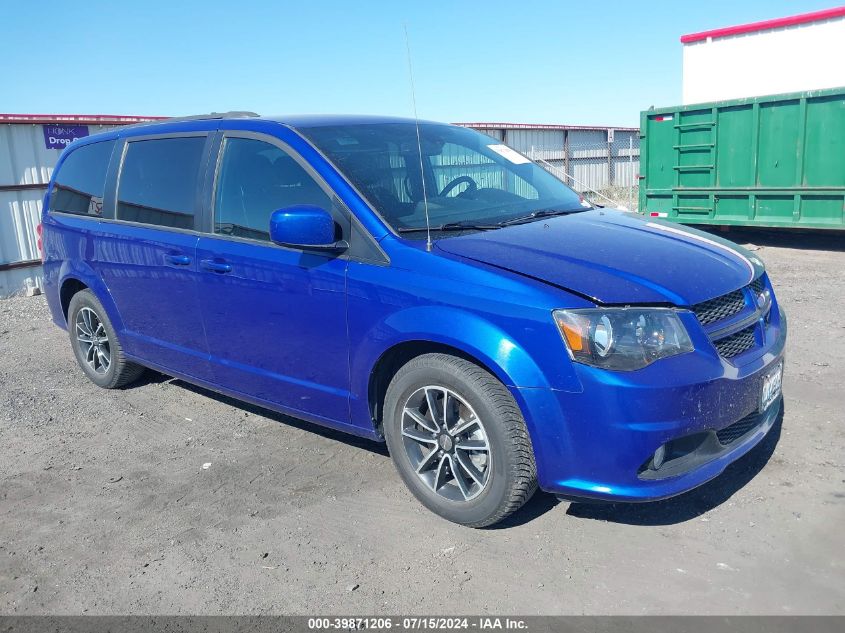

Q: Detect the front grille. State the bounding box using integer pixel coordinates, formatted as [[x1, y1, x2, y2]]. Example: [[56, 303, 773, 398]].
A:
[[691, 276, 768, 327], [713, 324, 756, 359], [716, 411, 763, 445], [691, 276, 769, 361], [692, 289, 746, 325]]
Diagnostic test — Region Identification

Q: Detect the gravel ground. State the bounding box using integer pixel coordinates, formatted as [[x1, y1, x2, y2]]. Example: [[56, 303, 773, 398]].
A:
[[0, 229, 843, 615]]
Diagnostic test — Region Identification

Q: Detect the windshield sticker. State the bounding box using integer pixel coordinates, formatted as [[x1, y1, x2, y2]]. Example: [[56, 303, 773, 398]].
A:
[[487, 144, 531, 164]]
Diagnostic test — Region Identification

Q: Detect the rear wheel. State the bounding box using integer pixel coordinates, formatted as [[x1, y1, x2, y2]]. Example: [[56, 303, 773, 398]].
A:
[[67, 289, 145, 389], [383, 353, 537, 527]]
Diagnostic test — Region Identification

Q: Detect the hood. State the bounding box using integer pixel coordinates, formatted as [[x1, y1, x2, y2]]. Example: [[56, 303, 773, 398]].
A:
[[435, 210, 763, 305]]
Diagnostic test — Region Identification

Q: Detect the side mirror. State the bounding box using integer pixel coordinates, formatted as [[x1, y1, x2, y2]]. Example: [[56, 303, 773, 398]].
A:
[[269, 205, 347, 252]]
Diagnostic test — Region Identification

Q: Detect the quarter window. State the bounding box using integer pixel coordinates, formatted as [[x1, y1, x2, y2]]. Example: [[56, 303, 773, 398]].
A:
[[117, 136, 206, 229], [50, 140, 115, 216], [213, 137, 332, 241]]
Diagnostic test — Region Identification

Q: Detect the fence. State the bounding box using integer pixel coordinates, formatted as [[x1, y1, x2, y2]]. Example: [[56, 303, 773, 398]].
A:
[[525, 135, 641, 211], [461, 124, 641, 211]]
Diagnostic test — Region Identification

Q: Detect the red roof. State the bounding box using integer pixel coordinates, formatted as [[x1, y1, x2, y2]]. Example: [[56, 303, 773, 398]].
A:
[[681, 5, 845, 43], [455, 122, 638, 132], [0, 113, 165, 125]]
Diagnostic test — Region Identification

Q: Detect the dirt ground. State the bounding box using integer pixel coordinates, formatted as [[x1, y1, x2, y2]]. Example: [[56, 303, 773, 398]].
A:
[[0, 228, 843, 615]]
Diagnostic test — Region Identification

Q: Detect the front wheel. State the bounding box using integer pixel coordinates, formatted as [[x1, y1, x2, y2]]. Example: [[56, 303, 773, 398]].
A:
[[383, 353, 537, 527]]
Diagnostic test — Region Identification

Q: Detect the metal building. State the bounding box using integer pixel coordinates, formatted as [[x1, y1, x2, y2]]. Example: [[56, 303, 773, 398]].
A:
[[682, 6, 845, 104], [458, 122, 640, 210], [0, 114, 160, 297]]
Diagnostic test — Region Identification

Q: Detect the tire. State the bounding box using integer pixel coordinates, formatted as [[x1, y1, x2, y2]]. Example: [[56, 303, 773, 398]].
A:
[[383, 353, 537, 527], [67, 289, 145, 389]]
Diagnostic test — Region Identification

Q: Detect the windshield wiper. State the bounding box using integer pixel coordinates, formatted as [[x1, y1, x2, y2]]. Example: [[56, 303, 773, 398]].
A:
[[397, 221, 500, 234], [499, 207, 589, 226], [396, 207, 589, 234]]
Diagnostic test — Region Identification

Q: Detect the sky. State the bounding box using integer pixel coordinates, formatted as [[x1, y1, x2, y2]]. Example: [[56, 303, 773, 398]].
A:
[[2, 0, 838, 127]]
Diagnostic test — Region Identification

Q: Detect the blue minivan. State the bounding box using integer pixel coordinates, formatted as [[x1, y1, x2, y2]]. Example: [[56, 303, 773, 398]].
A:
[[41, 113, 786, 526]]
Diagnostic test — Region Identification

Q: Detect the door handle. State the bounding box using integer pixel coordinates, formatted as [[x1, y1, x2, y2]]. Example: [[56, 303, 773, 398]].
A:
[[200, 259, 232, 273], [166, 254, 191, 266]]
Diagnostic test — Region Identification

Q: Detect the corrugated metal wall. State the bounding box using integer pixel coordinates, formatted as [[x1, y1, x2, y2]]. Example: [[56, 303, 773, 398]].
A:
[[0, 122, 118, 297], [462, 124, 641, 206], [507, 127, 639, 191], [439, 122, 642, 210], [471, 128, 505, 142], [503, 129, 566, 161]]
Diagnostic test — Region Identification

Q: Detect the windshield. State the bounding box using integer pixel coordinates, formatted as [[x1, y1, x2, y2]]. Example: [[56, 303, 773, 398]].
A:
[[299, 122, 587, 237]]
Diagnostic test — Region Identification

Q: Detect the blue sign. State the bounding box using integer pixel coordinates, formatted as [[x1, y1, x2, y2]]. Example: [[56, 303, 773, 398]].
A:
[[43, 125, 89, 150]]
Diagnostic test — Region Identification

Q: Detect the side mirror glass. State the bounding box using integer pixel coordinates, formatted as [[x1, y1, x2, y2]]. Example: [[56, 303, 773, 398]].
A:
[[269, 205, 347, 252]]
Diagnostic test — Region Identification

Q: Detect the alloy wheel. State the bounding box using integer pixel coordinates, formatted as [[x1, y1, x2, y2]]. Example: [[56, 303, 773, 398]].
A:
[[401, 385, 491, 502], [75, 307, 111, 375]]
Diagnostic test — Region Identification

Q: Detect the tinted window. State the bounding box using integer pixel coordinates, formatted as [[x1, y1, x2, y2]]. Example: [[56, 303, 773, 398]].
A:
[[50, 140, 115, 216], [213, 137, 332, 241], [117, 136, 206, 229]]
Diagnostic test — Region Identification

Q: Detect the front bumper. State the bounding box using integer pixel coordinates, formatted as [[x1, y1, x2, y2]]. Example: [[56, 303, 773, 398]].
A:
[[518, 306, 786, 502]]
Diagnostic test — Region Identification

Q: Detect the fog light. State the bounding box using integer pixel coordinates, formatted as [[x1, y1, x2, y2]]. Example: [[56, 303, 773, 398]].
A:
[[652, 444, 667, 470]]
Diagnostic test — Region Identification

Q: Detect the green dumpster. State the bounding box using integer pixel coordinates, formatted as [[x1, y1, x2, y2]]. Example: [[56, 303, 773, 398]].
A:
[[639, 87, 845, 230]]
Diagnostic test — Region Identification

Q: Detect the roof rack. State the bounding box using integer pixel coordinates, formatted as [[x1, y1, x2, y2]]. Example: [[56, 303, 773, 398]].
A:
[[123, 111, 260, 129], [167, 111, 260, 122]]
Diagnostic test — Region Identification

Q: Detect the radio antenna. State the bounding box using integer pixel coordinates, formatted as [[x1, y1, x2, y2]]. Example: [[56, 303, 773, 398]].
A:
[[403, 23, 432, 252]]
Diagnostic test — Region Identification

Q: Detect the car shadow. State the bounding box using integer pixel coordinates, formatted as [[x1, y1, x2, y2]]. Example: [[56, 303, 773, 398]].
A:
[[565, 404, 785, 526], [133, 370, 785, 528], [134, 370, 390, 457], [484, 491, 563, 529], [700, 226, 845, 253]]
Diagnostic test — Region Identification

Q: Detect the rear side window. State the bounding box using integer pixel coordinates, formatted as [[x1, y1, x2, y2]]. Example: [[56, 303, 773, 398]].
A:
[[117, 136, 206, 229], [50, 140, 115, 216]]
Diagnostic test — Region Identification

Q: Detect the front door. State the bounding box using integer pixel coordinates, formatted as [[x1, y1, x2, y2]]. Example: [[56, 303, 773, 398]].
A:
[[195, 133, 349, 424]]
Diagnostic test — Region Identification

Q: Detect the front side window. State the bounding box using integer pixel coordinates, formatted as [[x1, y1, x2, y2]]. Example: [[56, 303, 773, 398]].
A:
[[50, 140, 115, 216], [117, 136, 206, 229], [300, 123, 586, 237], [213, 137, 332, 241]]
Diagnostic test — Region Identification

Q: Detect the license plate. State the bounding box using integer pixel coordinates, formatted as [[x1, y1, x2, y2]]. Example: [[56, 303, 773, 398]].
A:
[[760, 362, 783, 412]]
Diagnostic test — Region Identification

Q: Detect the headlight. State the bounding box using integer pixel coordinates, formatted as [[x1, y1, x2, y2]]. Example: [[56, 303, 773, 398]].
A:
[[553, 308, 694, 371]]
